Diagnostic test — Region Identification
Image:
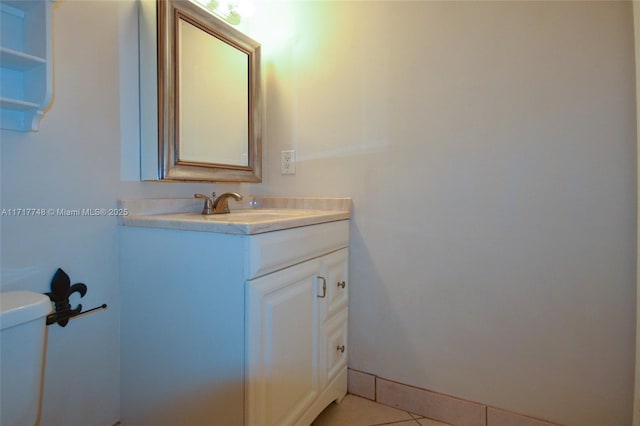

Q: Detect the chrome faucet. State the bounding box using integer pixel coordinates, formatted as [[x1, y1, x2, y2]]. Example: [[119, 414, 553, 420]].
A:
[[194, 192, 243, 215], [213, 192, 243, 214]]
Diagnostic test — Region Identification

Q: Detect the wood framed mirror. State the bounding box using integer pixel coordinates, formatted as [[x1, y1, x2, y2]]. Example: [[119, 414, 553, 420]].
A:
[[140, 0, 262, 182]]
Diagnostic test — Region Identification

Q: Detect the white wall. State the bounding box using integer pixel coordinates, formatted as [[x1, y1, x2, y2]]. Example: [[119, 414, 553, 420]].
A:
[[251, 1, 636, 425], [0, 1, 255, 424], [0, 1, 635, 425]]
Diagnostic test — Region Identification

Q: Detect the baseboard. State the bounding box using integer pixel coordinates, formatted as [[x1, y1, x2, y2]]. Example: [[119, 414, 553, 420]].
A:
[[347, 368, 562, 426]]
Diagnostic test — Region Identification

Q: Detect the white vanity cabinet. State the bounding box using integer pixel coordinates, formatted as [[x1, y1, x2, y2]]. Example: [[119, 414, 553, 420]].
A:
[[119, 217, 349, 426]]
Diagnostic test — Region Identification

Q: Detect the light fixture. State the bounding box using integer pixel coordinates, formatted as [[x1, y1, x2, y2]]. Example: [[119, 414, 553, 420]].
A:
[[192, 0, 254, 25]]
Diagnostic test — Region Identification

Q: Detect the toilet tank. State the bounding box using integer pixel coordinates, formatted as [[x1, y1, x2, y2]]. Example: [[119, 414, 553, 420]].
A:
[[1, 291, 52, 426]]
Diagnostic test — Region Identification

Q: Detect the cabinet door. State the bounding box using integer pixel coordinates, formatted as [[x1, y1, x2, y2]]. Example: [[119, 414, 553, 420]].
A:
[[246, 258, 321, 426], [318, 248, 349, 323]]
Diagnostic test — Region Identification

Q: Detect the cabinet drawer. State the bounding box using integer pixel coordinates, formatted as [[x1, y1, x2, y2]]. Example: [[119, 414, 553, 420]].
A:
[[318, 248, 349, 323], [320, 309, 348, 389], [246, 220, 349, 279]]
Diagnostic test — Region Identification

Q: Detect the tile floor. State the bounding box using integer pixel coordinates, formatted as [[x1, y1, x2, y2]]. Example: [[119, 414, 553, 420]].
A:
[[312, 394, 452, 426]]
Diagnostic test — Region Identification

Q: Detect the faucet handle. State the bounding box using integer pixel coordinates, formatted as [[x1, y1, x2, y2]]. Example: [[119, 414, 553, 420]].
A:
[[194, 193, 214, 215]]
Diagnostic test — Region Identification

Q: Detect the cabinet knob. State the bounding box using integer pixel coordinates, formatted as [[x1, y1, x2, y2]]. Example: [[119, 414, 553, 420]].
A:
[[337, 344, 345, 353], [337, 281, 346, 289]]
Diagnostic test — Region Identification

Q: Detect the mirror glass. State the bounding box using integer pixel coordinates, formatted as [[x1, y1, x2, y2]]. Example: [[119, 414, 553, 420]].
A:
[[177, 18, 249, 166], [140, 0, 262, 182]]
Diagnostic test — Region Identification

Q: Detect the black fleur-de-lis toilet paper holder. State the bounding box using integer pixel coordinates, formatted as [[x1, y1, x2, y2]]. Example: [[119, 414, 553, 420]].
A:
[[45, 268, 107, 327]]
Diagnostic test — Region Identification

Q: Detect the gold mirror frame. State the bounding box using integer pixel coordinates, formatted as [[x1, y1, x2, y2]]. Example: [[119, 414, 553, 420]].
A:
[[155, 0, 262, 182]]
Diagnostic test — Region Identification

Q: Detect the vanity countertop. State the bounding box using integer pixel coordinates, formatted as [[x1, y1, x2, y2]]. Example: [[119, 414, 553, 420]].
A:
[[118, 197, 351, 235]]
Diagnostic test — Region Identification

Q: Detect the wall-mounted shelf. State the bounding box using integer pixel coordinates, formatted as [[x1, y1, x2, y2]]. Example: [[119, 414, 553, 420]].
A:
[[0, 0, 54, 132], [1, 46, 47, 70]]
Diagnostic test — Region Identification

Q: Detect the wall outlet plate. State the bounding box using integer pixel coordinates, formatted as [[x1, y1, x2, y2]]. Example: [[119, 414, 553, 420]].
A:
[[281, 150, 296, 175]]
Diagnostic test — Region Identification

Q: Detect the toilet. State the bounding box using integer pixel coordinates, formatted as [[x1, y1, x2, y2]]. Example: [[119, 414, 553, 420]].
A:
[[1, 291, 52, 426]]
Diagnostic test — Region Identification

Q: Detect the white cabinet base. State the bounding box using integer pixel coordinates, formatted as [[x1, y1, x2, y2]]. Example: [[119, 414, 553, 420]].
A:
[[120, 219, 350, 426], [296, 367, 347, 426]]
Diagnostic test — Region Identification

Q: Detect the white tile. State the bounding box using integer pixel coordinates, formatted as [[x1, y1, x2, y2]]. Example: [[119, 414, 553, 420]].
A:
[[312, 394, 414, 426], [417, 418, 454, 426]]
